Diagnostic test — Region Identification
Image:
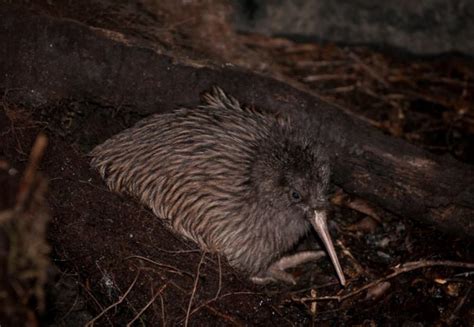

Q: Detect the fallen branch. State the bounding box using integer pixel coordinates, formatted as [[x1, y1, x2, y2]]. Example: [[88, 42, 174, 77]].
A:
[[297, 260, 474, 303]]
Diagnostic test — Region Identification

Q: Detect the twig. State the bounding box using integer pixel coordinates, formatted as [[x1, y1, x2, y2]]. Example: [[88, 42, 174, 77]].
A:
[[297, 260, 474, 303], [59, 293, 80, 322], [154, 263, 256, 325], [310, 289, 317, 326], [270, 304, 296, 327], [348, 51, 389, 87], [124, 255, 193, 278], [15, 133, 48, 211], [85, 271, 140, 327], [215, 254, 222, 300], [358, 86, 404, 112], [153, 247, 201, 254], [303, 74, 356, 82], [126, 284, 168, 327], [402, 90, 452, 108], [80, 282, 111, 326], [336, 240, 366, 276], [159, 293, 166, 327], [189, 291, 260, 317], [324, 85, 356, 93], [331, 189, 382, 223], [204, 305, 243, 326], [181, 252, 223, 322], [294, 60, 347, 69], [388, 75, 474, 88], [318, 95, 383, 129], [446, 285, 472, 325], [454, 271, 474, 278], [184, 252, 206, 327]]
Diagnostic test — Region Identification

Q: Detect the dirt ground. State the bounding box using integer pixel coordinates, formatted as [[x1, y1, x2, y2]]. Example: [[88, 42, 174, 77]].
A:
[[0, 1, 473, 326]]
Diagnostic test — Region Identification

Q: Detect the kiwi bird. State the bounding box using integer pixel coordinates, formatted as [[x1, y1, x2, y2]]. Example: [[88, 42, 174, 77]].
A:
[[90, 87, 346, 285]]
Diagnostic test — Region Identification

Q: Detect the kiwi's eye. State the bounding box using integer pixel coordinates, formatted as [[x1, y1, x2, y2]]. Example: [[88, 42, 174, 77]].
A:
[[290, 190, 302, 202]]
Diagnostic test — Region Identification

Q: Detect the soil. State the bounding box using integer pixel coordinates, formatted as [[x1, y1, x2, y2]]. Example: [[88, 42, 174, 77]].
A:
[[0, 1, 473, 326]]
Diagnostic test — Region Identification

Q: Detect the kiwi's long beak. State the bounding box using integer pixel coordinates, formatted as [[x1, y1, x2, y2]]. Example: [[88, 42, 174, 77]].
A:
[[311, 210, 346, 286]]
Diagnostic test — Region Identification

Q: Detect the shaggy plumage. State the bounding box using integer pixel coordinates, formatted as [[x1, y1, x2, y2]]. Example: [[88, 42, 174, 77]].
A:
[[90, 88, 345, 285]]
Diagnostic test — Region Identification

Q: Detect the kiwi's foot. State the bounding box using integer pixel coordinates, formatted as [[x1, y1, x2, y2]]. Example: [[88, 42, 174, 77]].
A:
[[250, 250, 326, 285]]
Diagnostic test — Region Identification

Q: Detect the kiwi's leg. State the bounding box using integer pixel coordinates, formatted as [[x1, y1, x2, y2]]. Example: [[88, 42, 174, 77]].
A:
[[250, 250, 326, 285]]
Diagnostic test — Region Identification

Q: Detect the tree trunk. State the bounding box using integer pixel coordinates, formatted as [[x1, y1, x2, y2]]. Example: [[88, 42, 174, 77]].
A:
[[1, 7, 473, 237]]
